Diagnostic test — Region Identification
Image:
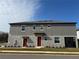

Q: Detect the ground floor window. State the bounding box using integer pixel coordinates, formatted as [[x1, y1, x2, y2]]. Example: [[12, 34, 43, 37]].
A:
[[54, 37, 60, 43]]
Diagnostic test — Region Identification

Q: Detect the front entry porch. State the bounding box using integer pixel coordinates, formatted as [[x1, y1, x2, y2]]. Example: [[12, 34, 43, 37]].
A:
[[37, 37, 42, 46], [34, 33, 46, 47], [23, 37, 29, 47]]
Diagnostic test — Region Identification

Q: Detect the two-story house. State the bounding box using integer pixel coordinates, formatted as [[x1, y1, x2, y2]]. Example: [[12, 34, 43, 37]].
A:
[[8, 20, 77, 48]]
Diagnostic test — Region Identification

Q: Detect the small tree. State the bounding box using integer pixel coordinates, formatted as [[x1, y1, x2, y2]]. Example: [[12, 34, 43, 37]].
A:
[[0, 33, 8, 43]]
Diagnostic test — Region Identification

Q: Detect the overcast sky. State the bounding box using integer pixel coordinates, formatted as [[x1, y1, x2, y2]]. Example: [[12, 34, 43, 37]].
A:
[[0, 0, 79, 32]]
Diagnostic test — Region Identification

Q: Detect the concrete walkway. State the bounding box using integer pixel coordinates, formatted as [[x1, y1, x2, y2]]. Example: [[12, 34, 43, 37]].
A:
[[0, 50, 79, 55]]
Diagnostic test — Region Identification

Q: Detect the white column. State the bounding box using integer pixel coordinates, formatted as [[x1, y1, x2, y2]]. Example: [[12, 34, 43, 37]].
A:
[[76, 37, 78, 48]]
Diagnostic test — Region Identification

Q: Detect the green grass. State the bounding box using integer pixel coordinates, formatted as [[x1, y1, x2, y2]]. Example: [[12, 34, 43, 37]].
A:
[[0, 48, 79, 52]]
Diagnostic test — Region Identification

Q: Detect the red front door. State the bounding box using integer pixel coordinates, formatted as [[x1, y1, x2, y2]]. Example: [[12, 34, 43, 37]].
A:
[[37, 37, 41, 46], [23, 37, 28, 47]]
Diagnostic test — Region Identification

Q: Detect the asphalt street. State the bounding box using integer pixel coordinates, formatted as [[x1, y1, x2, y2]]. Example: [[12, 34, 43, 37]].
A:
[[0, 54, 79, 59]]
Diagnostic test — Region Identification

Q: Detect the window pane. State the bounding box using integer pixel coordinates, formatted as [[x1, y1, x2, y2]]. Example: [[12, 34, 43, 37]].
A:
[[33, 26, 35, 29], [40, 25, 43, 29], [54, 37, 60, 43], [22, 26, 25, 31], [44, 37, 48, 40], [48, 24, 52, 27]]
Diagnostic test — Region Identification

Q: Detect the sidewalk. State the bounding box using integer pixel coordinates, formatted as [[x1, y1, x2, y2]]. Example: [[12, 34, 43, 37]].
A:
[[1, 50, 79, 55]]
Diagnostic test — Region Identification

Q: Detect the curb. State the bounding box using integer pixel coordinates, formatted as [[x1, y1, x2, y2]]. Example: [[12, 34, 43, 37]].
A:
[[0, 51, 79, 55]]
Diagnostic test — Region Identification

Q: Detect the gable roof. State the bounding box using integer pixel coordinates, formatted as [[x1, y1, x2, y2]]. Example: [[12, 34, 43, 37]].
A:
[[9, 20, 76, 25]]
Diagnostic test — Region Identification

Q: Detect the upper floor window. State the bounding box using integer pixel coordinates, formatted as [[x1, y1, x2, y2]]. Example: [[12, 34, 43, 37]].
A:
[[40, 25, 43, 30], [47, 24, 52, 29], [33, 25, 36, 30], [21, 25, 26, 31], [48, 24, 52, 27], [44, 37, 48, 40], [54, 37, 60, 43], [33, 25, 44, 30]]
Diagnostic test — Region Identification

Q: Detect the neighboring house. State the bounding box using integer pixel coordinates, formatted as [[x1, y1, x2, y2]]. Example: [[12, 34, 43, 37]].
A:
[[8, 21, 77, 48], [77, 29, 79, 48], [77, 29, 79, 39]]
